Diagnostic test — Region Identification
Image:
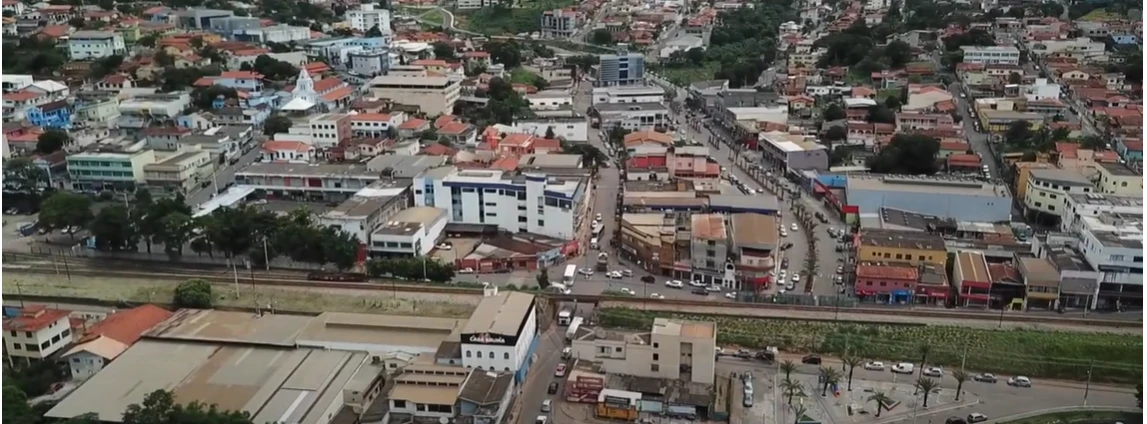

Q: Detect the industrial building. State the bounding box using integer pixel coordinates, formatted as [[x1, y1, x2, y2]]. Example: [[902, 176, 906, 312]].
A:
[[845, 175, 1013, 222]]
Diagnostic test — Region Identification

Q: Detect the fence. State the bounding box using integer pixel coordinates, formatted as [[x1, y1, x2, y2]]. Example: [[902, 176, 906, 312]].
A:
[[24, 246, 328, 271]]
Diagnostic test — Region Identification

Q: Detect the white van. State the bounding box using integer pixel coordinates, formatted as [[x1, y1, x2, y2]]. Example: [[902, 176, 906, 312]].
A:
[[561, 347, 572, 359], [590, 237, 599, 249]]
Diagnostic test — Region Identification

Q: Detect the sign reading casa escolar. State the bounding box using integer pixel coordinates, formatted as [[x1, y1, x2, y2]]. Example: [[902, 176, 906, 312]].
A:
[[463, 332, 516, 346]]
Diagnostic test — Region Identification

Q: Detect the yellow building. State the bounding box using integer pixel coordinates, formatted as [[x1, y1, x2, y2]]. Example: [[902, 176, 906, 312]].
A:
[[857, 229, 948, 268], [117, 25, 141, 45], [1013, 162, 1053, 203], [978, 109, 1045, 133], [1093, 162, 1141, 195]]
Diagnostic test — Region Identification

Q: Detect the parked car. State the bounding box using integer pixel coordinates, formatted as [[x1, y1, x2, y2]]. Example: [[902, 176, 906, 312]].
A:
[[606, 271, 623, 279], [891, 363, 914, 374], [649, 293, 665, 299], [541, 400, 552, 413], [691, 288, 709, 295], [622, 269, 633, 277], [863, 361, 885, 371], [705, 285, 722, 292], [688, 280, 707, 287], [554, 364, 567, 377], [923, 366, 943, 377], [790, 223, 798, 231], [578, 268, 594, 276], [548, 382, 559, 394], [1007, 376, 1032, 387], [619, 288, 635, 295], [724, 292, 737, 299], [967, 413, 988, 423], [973, 373, 998, 383], [665, 280, 684, 288], [945, 417, 966, 424], [801, 354, 822, 365]]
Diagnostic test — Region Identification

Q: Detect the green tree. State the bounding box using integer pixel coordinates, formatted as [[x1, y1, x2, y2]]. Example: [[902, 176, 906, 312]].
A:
[[563, 143, 608, 169], [36, 129, 70, 154], [918, 344, 932, 374], [544, 126, 557, 139], [914, 377, 939, 407], [867, 391, 892, 417], [536, 267, 550, 288], [158, 213, 196, 256], [365, 25, 383, 38], [191, 85, 239, 110], [884, 95, 902, 111], [867, 134, 940, 175], [174, 279, 213, 308], [3, 157, 49, 193], [790, 402, 808, 424], [90, 204, 136, 250], [951, 369, 969, 401], [1008, 72, 1022, 84], [431, 42, 456, 60], [824, 126, 847, 142], [484, 41, 523, 68], [818, 366, 841, 396], [39, 192, 94, 237], [264, 114, 293, 136], [780, 360, 797, 382], [685, 47, 705, 66], [590, 29, 613, 45], [137, 34, 158, 48], [1079, 135, 1106, 150], [4, 385, 39, 424], [779, 378, 805, 405], [122, 389, 252, 424], [822, 104, 845, 121], [842, 356, 864, 391], [866, 104, 896, 124]]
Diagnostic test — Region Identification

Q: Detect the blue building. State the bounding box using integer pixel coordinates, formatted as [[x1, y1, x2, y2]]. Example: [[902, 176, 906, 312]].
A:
[[597, 52, 645, 87], [1111, 34, 1139, 46], [26, 100, 72, 129]]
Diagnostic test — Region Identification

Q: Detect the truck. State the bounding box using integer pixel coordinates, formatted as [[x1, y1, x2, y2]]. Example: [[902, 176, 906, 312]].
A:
[[565, 316, 584, 340], [595, 252, 609, 272], [557, 309, 572, 326]]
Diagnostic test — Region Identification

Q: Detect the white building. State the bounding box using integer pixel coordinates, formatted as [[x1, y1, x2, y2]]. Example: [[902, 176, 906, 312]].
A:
[[308, 112, 349, 149], [2, 305, 74, 362], [526, 90, 573, 111], [959, 45, 1021, 66], [592, 85, 665, 105], [346, 4, 391, 34], [413, 167, 589, 240], [369, 206, 448, 256], [1077, 212, 1143, 306], [1022, 78, 1061, 101], [319, 183, 411, 245], [461, 291, 538, 382], [118, 92, 192, 129], [1061, 193, 1142, 234], [1024, 169, 1094, 220], [67, 30, 126, 60], [514, 117, 588, 142], [259, 140, 316, 162], [348, 50, 389, 77], [232, 24, 310, 43], [594, 102, 670, 131], [2, 74, 33, 93], [456, 0, 500, 10], [368, 74, 461, 116]]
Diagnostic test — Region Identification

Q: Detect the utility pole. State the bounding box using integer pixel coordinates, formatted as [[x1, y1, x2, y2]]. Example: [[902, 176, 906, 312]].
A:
[[960, 345, 968, 372], [1083, 361, 1094, 406]]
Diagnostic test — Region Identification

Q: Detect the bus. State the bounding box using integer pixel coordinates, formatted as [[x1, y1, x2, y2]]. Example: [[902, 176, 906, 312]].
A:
[[563, 264, 577, 286]]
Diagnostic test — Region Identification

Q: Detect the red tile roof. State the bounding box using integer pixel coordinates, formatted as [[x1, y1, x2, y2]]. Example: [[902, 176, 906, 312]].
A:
[[350, 113, 392, 122], [947, 153, 981, 165], [421, 143, 457, 156], [2, 305, 70, 332], [398, 118, 428, 130], [3, 90, 43, 102], [76, 305, 172, 345], [313, 77, 345, 93], [439, 121, 471, 135], [856, 264, 919, 280], [490, 156, 519, 171], [220, 71, 264, 79], [940, 141, 970, 152], [434, 115, 458, 129], [320, 86, 353, 102], [500, 133, 534, 147], [262, 140, 313, 152]]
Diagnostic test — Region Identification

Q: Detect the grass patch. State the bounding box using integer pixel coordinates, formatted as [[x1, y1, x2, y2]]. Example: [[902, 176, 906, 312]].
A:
[[656, 61, 720, 87], [598, 308, 1143, 384], [1079, 8, 1115, 21], [1001, 410, 1142, 424], [510, 67, 540, 84], [456, 0, 575, 35], [877, 88, 902, 102]]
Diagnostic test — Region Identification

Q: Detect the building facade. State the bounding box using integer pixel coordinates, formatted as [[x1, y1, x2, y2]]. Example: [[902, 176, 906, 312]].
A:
[[347, 4, 392, 33], [959, 45, 1021, 65], [368, 75, 461, 116], [570, 318, 717, 385], [68, 30, 126, 60], [2, 306, 73, 362], [460, 292, 538, 382], [597, 53, 645, 87], [67, 149, 156, 192]]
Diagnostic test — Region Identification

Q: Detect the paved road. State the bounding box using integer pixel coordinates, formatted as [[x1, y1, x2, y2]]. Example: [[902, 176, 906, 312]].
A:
[[185, 147, 261, 207], [516, 326, 567, 424]]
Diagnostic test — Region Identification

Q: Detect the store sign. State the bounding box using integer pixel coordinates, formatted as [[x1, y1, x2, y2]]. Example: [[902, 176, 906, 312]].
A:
[[465, 332, 512, 345]]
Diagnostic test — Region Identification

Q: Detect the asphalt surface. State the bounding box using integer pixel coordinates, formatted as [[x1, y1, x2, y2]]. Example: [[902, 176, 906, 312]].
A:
[[185, 147, 262, 207]]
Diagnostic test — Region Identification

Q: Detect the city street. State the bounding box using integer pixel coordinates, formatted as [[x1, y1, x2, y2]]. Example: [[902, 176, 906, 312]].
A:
[[185, 147, 262, 207], [515, 326, 567, 424]]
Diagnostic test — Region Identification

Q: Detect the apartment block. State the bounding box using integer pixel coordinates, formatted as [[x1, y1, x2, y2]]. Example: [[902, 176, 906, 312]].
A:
[[597, 53, 645, 87], [143, 150, 215, 197], [368, 74, 461, 116], [67, 149, 157, 192], [68, 30, 126, 60], [1023, 169, 1093, 221], [347, 4, 392, 33], [540, 8, 581, 39], [570, 318, 716, 385], [959, 45, 1021, 66], [3, 305, 74, 361]]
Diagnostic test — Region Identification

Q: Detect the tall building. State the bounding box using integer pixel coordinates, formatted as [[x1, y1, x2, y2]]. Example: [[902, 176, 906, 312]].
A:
[[346, 4, 392, 34], [597, 52, 645, 87], [540, 8, 580, 39]]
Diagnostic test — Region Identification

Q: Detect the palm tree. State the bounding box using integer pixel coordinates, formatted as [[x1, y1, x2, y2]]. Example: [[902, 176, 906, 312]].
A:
[[791, 403, 809, 424], [780, 360, 798, 382], [917, 345, 932, 376], [842, 356, 865, 391], [915, 377, 940, 408], [951, 370, 969, 402], [818, 366, 842, 396], [867, 391, 892, 418], [779, 378, 806, 405]]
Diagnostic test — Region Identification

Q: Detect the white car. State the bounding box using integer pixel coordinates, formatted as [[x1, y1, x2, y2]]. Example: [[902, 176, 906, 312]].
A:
[[595, 213, 603, 222], [1007, 376, 1032, 387], [606, 271, 623, 279], [622, 269, 633, 277], [791, 274, 800, 283], [688, 280, 706, 287], [790, 223, 798, 231], [778, 270, 787, 279], [780, 230, 788, 237], [649, 293, 664, 299], [785, 282, 795, 291], [458, 267, 475, 274], [891, 363, 914, 374], [436, 243, 453, 250], [922, 366, 943, 377], [724, 292, 736, 299], [864, 361, 885, 371], [665, 280, 684, 288], [705, 285, 722, 292], [620, 288, 635, 295], [578, 268, 594, 276]]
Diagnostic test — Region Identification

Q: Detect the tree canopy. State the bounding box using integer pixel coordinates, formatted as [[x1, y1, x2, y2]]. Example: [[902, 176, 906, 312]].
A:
[[36, 130, 70, 155], [866, 134, 940, 175]]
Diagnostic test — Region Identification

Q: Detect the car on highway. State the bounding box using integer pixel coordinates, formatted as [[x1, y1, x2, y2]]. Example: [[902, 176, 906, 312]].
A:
[[578, 268, 594, 276], [606, 271, 623, 279], [554, 364, 567, 377], [691, 288, 709, 295], [801, 354, 822, 365], [923, 366, 943, 377], [595, 213, 603, 222], [724, 292, 737, 299], [1007, 376, 1032, 387], [778, 270, 787, 279], [790, 223, 798, 231], [536, 415, 548, 424], [650, 293, 665, 299], [891, 363, 914, 374], [665, 280, 684, 288], [966, 413, 987, 423], [863, 361, 885, 371], [541, 399, 552, 413], [973, 373, 998, 383], [620, 288, 635, 295]]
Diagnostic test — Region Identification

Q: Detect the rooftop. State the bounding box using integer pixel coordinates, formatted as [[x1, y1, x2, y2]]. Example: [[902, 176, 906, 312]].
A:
[[143, 309, 312, 347], [594, 102, 668, 113], [1097, 161, 1139, 177], [957, 251, 990, 283], [847, 175, 1010, 197], [856, 263, 920, 280], [1067, 192, 1142, 208], [859, 229, 946, 251], [298, 312, 467, 351], [238, 162, 378, 179], [1028, 168, 1091, 186], [691, 214, 727, 240], [462, 292, 535, 337], [651, 318, 714, 339], [368, 75, 455, 88], [2, 305, 69, 332], [707, 194, 779, 212], [730, 213, 777, 247], [1081, 212, 1143, 249], [373, 206, 448, 236]]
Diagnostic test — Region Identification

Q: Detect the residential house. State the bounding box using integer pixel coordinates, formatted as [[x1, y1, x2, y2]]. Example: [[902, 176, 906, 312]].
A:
[[25, 100, 72, 129], [260, 140, 316, 162], [2, 305, 74, 362], [61, 305, 173, 379]]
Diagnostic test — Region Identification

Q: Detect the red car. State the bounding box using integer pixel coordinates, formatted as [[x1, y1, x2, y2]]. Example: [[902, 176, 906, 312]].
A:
[[554, 364, 567, 377]]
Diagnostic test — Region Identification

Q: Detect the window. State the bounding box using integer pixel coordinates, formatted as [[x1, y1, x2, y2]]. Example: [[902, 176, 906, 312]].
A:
[[650, 364, 660, 372], [24, 332, 31, 338], [1048, 205, 1055, 211], [476, 351, 483, 358], [11, 344, 20, 350], [883, 253, 891, 259], [8, 331, 15, 338], [918, 255, 925, 261], [879, 282, 887, 286], [24, 343, 37, 351], [653, 342, 659, 348], [504, 352, 510, 359], [51, 335, 60, 343], [895, 254, 903, 260], [466, 350, 472, 357], [40, 341, 49, 349], [488, 351, 494, 358], [653, 353, 659, 361], [537, 219, 545, 226], [615, 347, 622, 352], [1111, 255, 1125, 262]]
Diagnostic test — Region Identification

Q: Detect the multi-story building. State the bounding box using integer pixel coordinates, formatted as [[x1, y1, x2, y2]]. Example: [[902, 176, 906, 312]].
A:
[[1061, 193, 1142, 234], [526, 90, 573, 111], [895, 112, 956, 131], [597, 52, 645, 87], [231, 24, 311, 44], [460, 291, 539, 382], [2, 75, 33, 93], [368, 74, 461, 116], [593, 102, 669, 131], [368, 206, 448, 256], [456, 0, 500, 9], [235, 162, 381, 202], [1023, 168, 1093, 222], [174, 8, 234, 29], [1078, 212, 1142, 309], [1092, 162, 1141, 196], [570, 318, 717, 385], [846, 175, 1013, 222], [2, 305, 74, 362], [117, 92, 191, 130], [349, 112, 405, 138], [954, 250, 992, 306], [758, 130, 828, 171], [67, 30, 126, 60], [142, 150, 214, 197], [67, 149, 157, 192], [515, 117, 588, 142], [854, 263, 920, 304], [690, 214, 731, 286], [857, 228, 948, 267], [313, 181, 410, 244], [591, 85, 664, 105], [308, 113, 352, 149], [348, 50, 390, 77], [412, 166, 590, 240], [346, 4, 391, 33], [540, 8, 581, 39], [1028, 38, 1106, 61], [959, 45, 1021, 66]]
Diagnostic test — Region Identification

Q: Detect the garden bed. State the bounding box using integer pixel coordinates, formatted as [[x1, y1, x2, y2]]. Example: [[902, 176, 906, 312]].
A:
[[597, 308, 1142, 384]]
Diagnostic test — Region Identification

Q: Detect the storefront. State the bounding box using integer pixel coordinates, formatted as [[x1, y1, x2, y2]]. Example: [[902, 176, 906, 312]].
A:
[[915, 285, 949, 306]]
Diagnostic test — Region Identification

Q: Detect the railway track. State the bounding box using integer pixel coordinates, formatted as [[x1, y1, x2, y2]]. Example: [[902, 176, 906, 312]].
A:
[[3, 254, 1139, 328]]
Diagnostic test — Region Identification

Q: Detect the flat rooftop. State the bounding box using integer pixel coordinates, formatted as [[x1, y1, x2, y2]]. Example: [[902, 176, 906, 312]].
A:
[[859, 228, 946, 251], [1098, 161, 1139, 177], [691, 214, 727, 241], [847, 175, 1010, 197], [652, 318, 715, 339], [373, 206, 447, 236], [298, 312, 467, 351], [1067, 192, 1143, 208], [237, 162, 378, 179], [708, 194, 779, 212], [45, 340, 369, 424], [594, 102, 668, 113], [462, 292, 535, 337], [519, 154, 583, 169], [143, 309, 312, 347], [1081, 212, 1143, 249], [368, 75, 454, 87], [1028, 168, 1091, 186], [730, 213, 778, 247]]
